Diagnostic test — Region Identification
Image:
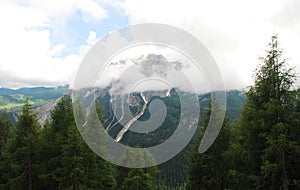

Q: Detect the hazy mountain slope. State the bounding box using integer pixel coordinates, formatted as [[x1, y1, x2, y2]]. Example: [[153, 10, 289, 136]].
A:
[[0, 86, 245, 126], [0, 85, 246, 187], [0, 85, 68, 110]]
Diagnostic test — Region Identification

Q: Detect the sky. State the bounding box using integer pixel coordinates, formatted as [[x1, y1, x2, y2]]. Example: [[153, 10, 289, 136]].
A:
[[0, 0, 300, 90]]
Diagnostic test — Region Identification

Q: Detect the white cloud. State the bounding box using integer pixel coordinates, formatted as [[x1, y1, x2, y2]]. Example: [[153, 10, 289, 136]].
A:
[[0, 1, 105, 88], [272, 0, 300, 27], [1, 0, 300, 90], [119, 0, 300, 90], [24, 0, 107, 22]]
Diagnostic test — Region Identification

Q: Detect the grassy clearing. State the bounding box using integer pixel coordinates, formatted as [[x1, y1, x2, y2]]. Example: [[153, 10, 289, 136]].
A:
[[0, 103, 24, 110]]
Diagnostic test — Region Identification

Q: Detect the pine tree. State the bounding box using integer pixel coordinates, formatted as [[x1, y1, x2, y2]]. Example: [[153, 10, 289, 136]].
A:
[[39, 96, 116, 189], [119, 148, 159, 190], [59, 120, 116, 190], [238, 35, 300, 189], [0, 110, 12, 153], [186, 97, 231, 190], [77, 99, 117, 189], [3, 99, 41, 190], [59, 121, 86, 190], [122, 168, 155, 190], [0, 110, 12, 188], [38, 96, 74, 189]]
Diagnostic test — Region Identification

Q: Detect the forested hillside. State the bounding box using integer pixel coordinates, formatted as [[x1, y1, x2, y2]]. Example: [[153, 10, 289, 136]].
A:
[[0, 86, 68, 110], [185, 35, 300, 190], [0, 35, 299, 189]]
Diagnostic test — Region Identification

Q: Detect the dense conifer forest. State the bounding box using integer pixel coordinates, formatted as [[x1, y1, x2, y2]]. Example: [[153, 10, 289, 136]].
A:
[[0, 35, 299, 189]]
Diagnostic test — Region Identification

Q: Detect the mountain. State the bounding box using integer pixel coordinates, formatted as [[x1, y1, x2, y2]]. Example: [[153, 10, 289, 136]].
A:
[[0, 54, 246, 129], [96, 88, 246, 187], [98, 88, 246, 144], [0, 85, 246, 187], [0, 85, 68, 111], [0, 84, 245, 125], [0, 54, 250, 188], [34, 98, 62, 125]]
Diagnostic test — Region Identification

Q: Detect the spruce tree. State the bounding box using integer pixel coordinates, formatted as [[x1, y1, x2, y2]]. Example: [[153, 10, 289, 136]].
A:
[[77, 99, 117, 189], [38, 96, 74, 189], [39, 96, 116, 189], [0, 110, 12, 189], [238, 35, 300, 189], [122, 168, 156, 190], [0, 110, 12, 153], [186, 97, 231, 190], [119, 148, 159, 190], [4, 99, 41, 190]]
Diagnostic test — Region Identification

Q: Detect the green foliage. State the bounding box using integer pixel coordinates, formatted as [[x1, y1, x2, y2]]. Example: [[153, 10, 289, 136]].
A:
[[116, 148, 159, 190], [0, 86, 68, 111], [0, 110, 12, 188], [186, 35, 300, 190], [1, 99, 41, 190], [1, 35, 300, 189], [122, 169, 155, 190], [39, 96, 116, 190], [186, 97, 231, 190], [0, 110, 12, 153], [231, 35, 300, 189]]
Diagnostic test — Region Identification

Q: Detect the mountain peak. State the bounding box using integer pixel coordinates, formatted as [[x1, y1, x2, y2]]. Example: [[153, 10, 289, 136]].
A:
[[134, 54, 168, 65]]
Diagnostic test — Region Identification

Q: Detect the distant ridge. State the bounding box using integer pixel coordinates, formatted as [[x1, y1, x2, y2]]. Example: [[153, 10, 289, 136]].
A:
[[0, 85, 69, 95], [0, 85, 245, 126], [0, 85, 69, 111]]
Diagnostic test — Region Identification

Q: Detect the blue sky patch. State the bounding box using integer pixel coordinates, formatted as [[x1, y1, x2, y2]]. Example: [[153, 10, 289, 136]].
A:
[[49, 4, 129, 57]]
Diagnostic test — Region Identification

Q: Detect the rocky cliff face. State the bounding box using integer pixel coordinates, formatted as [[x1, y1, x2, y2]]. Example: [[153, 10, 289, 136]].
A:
[[34, 98, 61, 126]]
